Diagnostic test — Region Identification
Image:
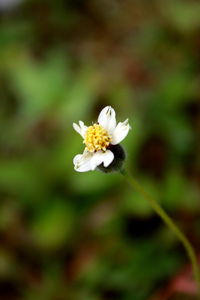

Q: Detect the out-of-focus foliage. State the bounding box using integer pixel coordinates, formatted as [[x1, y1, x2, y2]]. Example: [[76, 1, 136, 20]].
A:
[[0, 0, 200, 299]]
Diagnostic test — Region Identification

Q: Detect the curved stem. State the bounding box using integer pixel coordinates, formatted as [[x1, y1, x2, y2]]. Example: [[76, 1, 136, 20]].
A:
[[121, 169, 200, 298]]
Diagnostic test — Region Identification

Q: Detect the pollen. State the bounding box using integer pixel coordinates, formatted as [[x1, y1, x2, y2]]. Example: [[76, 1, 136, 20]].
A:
[[83, 124, 112, 152]]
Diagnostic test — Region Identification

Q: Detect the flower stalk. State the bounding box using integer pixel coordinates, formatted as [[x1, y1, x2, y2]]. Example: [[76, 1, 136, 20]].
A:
[[120, 169, 200, 298]]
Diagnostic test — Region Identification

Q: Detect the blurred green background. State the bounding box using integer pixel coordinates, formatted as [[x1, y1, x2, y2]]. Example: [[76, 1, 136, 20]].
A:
[[0, 0, 200, 299]]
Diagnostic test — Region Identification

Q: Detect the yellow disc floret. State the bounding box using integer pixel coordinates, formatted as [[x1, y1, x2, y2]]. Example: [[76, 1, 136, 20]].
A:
[[83, 124, 112, 152]]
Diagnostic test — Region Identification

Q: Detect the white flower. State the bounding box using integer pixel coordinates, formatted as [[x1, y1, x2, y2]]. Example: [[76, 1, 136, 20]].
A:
[[73, 106, 130, 172]]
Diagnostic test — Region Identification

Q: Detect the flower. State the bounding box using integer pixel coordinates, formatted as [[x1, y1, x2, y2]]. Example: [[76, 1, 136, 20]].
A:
[[73, 106, 130, 172]]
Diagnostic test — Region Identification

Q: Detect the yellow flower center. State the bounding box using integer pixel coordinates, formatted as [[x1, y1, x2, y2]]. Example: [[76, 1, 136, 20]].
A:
[[83, 124, 112, 152]]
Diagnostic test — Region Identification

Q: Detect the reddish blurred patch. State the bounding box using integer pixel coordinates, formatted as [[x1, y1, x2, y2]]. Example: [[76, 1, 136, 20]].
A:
[[150, 255, 200, 300]]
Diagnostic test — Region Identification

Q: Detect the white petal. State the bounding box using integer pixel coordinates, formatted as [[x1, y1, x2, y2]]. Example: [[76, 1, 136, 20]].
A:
[[111, 119, 130, 145], [73, 121, 88, 138], [90, 150, 114, 170], [97, 106, 116, 134], [79, 121, 87, 133], [73, 122, 81, 135], [73, 154, 82, 165], [73, 151, 94, 172], [102, 150, 114, 167]]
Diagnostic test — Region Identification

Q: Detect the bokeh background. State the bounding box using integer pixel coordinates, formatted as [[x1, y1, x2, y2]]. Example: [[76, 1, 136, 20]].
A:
[[1, 0, 200, 299]]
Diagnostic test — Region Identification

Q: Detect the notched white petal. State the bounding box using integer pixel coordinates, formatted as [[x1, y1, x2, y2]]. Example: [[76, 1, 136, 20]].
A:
[[111, 119, 131, 145], [73, 122, 81, 135], [102, 150, 114, 167], [97, 106, 116, 133], [73, 151, 94, 172], [73, 154, 84, 165], [79, 121, 88, 137], [90, 150, 114, 170], [73, 121, 88, 138]]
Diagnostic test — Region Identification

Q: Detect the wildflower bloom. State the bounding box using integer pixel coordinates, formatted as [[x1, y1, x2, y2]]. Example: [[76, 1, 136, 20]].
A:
[[73, 106, 130, 172]]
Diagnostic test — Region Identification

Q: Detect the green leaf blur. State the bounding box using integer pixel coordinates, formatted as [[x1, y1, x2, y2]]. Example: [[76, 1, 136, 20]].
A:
[[0, 0, 200, 299]]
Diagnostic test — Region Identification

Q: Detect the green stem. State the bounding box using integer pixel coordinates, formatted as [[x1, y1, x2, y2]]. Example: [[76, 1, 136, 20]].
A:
[[121, 169, 200, 298]]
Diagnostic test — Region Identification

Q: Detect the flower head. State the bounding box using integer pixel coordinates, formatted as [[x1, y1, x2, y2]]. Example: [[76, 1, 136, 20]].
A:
[[73, 106, 130, 172]]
